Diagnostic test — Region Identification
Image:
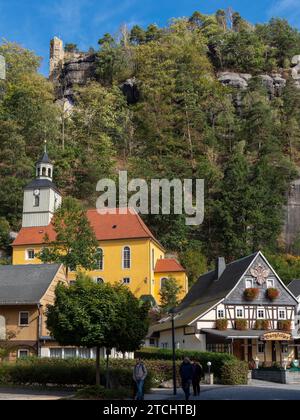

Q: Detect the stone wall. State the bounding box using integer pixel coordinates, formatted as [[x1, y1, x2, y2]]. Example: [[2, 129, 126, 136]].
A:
[[252, 369, 300, 384]]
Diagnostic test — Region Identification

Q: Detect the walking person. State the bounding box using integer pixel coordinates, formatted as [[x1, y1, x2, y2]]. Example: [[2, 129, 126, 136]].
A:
[[133, 358, 148, 400], [192, 361, 203, 397], [179, 357, 194, 401]]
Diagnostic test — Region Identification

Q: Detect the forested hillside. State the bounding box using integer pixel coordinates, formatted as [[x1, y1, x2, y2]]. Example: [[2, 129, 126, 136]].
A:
[[2, 9, 300, 283]]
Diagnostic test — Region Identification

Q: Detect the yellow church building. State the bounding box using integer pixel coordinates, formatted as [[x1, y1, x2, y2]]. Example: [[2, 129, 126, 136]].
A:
[[12, 148, 188, 305]]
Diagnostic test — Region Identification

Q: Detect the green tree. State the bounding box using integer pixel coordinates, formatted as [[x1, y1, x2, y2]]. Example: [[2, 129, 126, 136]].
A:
[[159, 278, 183, 311], [38, 197, 98, 276], [180, 246, 208, 287], [46, 275, 118, 385], [130, 25, 146, 45]]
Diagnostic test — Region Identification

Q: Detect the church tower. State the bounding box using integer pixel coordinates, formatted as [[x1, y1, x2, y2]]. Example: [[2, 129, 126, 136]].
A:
[[22, 143, 62, 228]]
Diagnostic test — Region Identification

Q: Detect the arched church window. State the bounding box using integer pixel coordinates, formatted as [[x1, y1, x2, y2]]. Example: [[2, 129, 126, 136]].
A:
[[34, 195, 40, 207], [42, 167, 46, 176], [123, 246, 131, 269], [48, 168, 52, 178]]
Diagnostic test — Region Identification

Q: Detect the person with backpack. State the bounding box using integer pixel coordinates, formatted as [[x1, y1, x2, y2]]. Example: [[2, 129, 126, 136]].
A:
[[179, 357, 194, 401], [133, 359, 148, 400]]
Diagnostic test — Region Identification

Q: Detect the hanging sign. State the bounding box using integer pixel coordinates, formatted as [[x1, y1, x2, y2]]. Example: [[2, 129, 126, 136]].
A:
[[261, 332, 292, 341]]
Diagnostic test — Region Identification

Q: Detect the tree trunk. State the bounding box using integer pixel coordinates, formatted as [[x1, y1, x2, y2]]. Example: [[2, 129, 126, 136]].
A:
[[96, 347, 101, 386], [105, 349, 111, 389]]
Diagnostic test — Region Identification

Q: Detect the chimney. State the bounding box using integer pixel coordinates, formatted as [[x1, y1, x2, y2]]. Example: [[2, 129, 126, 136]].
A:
[[216, 257, 226, 280]]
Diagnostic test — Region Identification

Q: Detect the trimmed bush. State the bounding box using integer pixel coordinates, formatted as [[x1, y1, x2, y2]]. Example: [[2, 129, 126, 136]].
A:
[[135, 348, 236, 379], [75, 385, 130, 400], [220, 360, 249, 385], [216, 319, 228, 331], [244, 288, 259, 302], [235, 319, 248, 331]]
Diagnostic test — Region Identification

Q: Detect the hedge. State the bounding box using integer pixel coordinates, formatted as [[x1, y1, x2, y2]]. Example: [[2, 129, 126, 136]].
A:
[[220, 360, 249, 385], [135, 348, 236, 379], [0, 354, 248, 387]]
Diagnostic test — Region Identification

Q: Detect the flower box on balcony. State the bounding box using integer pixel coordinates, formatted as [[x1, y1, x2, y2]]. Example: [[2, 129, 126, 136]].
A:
[[266, 288, 280, 301], [235, 319, 248, 331], [255, 320, 271, 331], [278, 320, 292, 332], [244, 288, 259, 302], [216, 319, 228, 331]]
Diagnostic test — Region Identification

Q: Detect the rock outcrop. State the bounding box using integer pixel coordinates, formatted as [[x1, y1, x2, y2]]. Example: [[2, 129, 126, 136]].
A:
[[217, 71, 287, 97]]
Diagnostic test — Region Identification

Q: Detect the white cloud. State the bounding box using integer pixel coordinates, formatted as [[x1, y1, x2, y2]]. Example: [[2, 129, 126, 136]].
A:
[[269, 0, 300, 24]]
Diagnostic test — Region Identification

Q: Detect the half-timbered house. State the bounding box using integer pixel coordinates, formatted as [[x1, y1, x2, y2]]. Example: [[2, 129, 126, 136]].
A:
[[147, 252, 300, 366]]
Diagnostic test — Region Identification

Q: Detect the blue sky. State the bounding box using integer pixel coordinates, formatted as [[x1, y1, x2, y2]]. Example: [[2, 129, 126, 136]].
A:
[[1, 0, 300, 75]]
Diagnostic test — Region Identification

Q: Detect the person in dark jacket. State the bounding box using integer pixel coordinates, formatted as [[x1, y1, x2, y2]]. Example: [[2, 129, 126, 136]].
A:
[[192, 361, 203, 397], [179, 357, 194, 401]]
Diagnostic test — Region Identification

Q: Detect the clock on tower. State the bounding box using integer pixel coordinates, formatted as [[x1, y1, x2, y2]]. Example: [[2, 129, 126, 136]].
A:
[[22, 143, 62, 228]]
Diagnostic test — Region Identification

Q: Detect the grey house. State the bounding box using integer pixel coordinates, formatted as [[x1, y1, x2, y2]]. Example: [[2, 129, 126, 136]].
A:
[[147, 252, 300, 366]]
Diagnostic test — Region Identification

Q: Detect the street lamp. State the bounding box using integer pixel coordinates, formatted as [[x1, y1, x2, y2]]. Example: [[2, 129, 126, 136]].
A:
[[207, 361, 212, 375], [169, 307, 177, 396]]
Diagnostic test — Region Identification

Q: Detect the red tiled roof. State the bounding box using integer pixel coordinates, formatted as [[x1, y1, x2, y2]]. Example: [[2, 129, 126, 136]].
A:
[[155, 259, 186, 273], [13, 208, 160, 246]]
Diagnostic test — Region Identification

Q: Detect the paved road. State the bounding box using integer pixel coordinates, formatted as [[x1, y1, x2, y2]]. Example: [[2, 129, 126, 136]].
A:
[[145, 382, 300, 401], [0, 387, 73, 400]]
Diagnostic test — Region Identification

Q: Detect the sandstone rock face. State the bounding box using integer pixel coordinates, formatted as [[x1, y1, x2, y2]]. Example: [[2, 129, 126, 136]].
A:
[[284, 179, 300, 253], [218, 72, 252, 90], [218, 71, 287, 97], [292, 55, 300, 89]]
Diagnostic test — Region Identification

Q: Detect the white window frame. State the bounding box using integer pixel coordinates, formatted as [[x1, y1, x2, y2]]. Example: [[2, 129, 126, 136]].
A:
[[217, 309, 225, 319], [26, 249, 35, 261], [19, 311, 29, 327], [257, 308, 265, 320], [122, 246, 131, 270], [267, 279, 275, 288], [18, 349, 29, 359], [95, 248, 104, 271], [257, 342, 265, 354], [278, 308, 287, 320], [123, 277, 131, 285], [245, 278, 253, 289], [236, 307, 244, 319]]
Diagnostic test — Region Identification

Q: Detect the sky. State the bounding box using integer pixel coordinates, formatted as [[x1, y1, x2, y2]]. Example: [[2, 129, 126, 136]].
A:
[[0, 0, 300, 76]]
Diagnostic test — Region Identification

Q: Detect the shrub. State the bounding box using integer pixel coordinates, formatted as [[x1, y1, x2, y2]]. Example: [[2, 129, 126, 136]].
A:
[[278, 320, 292, 331], [266, 288, 280, 301], [75, 385, 130, 400], [135, 348, 236, 379], [220, 360, 249, 385], [235, 319, 248, 330], [255, 320, 270, 330], [216, 319, 228, 331], [244, 288, 259, 301]]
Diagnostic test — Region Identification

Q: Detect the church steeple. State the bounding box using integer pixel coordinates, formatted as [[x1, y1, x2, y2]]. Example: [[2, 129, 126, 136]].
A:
[[22, 143, 62, 228], [36, 141, 53, 181]]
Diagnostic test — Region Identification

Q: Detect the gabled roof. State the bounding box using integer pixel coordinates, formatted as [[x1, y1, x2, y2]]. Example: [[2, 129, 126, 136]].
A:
[[176, 252, 259, 314], [155, 259, 185, 273], [149, 252, 259, 333], [13, 208, 162, 247], [0, 264, 62, 305], [288, 280, 300, 298]]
